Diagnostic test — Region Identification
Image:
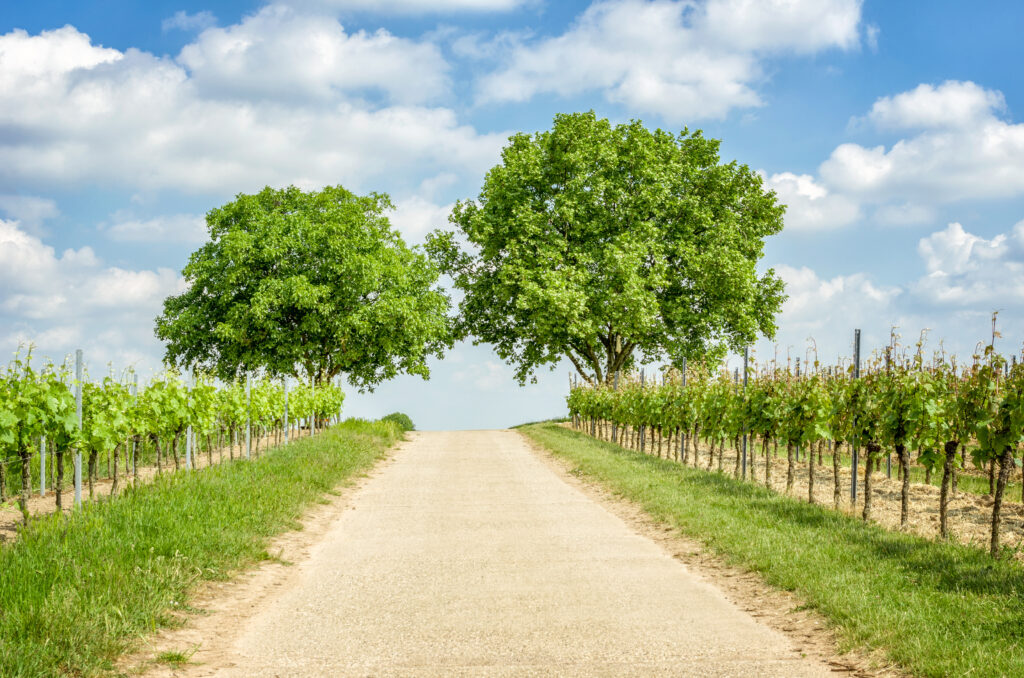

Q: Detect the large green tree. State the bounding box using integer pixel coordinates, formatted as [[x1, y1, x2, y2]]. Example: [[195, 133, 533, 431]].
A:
[[156, 185, 451, 387], [427, 111, 786, 385]]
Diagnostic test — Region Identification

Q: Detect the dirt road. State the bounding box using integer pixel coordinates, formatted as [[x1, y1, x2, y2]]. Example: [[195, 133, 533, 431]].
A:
[[158, 430, 839, 677]]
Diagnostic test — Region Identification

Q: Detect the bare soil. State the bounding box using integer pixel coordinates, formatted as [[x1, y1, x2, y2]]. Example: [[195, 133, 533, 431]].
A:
[[578, 423, 1024, 557]]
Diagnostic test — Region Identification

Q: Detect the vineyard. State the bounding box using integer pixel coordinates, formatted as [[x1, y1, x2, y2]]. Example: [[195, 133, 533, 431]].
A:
[[0, 348, 345, 535], [567, 330, 1024, 558]]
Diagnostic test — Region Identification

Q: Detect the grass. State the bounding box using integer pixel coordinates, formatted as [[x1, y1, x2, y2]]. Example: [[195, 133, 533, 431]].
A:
[[521, 422, 1024, 678], [153, 648, 195, 668], [0, 418, 400, 678]]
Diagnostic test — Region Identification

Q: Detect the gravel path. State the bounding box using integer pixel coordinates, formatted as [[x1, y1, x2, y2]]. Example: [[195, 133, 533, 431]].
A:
[[194, 430, 839, 677]]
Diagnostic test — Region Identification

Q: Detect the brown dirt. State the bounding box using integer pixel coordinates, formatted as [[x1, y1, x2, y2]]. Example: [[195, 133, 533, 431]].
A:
[[575, 423, 1024, 557], [0, 428, 314, 543]]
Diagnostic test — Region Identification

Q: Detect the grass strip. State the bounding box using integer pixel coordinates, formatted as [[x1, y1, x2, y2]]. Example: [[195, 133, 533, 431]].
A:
[[521, 423, 1024, 678], [0, 418, 400, 677]]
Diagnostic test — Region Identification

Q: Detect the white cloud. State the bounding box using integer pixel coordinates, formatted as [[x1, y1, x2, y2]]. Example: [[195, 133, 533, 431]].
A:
[[771, 81, 1024, 232], [0, 195, 59, 229], [866, 80, 1005, 130], [178, 5, 449, 104], [865, 23, 879, 52], [756, 263, 901, 366], [702, 0, 862, 53], [0, 218, 184, 370], [912, 221, 1024, 307], [873, 202, 934, 226], [288, 0, 528, 12], [762, 220, 1024, 362], [478, 0, 863, 120], [387, 197, 453, 240], [0, 24, 505, 195], [765, 172, 860, 231], [821, 81, 1024, 202], [103, 213, 207, 244], [452, 358, 513, 391], [162, 10, 218, 32], [0, 26, 120, 86]]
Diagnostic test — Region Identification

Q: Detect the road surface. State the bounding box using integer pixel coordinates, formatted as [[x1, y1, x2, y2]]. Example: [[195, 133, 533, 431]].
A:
[[184, 430, 838, 677]]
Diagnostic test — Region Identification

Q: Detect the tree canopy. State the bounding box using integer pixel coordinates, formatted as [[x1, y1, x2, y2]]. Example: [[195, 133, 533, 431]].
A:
[[156, 185, 451, 388], [426, 111, 787, 385]]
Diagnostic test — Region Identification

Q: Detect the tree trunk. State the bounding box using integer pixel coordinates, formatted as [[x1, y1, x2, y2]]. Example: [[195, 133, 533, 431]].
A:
[[988, 459, 995, 496], [718, 438, 724, 472], [765, 438, 772, 488], [207, 434, 214, 467], [154, 436, 163, 473], [19, 444, 31, 524], [133, 435, 141, 484], [55, 449, 65, 510], [111, 444, 120, 496], [897, 443, 910, 528], [807, 442, 815, 504], [734, 435, 741, 479], [171, 431, 182, 470], [952, 446, 961, 494], [939, 440, 958, 539], [0, 458, 7, 502], [786, 442, 795, 493], [818, 439, 824, 467], [990, 446, 1015, 558], [87, 450, 97, 499], [832, 439, 841, 510], [863, 443, 880, 521]]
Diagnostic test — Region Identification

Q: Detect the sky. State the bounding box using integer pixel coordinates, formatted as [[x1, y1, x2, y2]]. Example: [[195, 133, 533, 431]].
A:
[[2, 0, 1024, 429]]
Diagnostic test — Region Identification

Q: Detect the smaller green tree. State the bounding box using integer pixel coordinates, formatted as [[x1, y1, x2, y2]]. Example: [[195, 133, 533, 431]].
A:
[[157, 185, 451, 388]]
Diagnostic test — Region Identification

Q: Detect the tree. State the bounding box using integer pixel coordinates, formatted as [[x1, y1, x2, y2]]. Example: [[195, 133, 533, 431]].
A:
[[427, 111, 786, 385], [156, 185, 451, 388]]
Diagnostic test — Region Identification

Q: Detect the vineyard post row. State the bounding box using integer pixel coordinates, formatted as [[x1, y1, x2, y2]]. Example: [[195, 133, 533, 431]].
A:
[[27, 349, 344, 508], [566, 323, 1024, 557]]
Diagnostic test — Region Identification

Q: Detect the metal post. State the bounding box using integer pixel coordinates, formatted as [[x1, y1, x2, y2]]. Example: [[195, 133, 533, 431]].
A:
[[283, 377, 289, 444], [245, 372, 251, 460], [851, 330, 861, 503], [742, 346, 749, 480], [639, 369, 645, 452], [39, 437, 46, 496], [131, 374, 138, 478], [185, 375, 193, 470], [611, 370, 620, 444], [794, 357, 801, 462], [73, 349, 83, 508]]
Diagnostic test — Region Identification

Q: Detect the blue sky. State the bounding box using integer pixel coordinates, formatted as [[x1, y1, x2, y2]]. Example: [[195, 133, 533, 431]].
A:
[[2, 0, 1024, 429]]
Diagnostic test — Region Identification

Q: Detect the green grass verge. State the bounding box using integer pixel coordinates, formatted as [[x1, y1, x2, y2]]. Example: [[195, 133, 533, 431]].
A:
[[521, 423, 1024, 678], [0, 418, 400, 677]]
